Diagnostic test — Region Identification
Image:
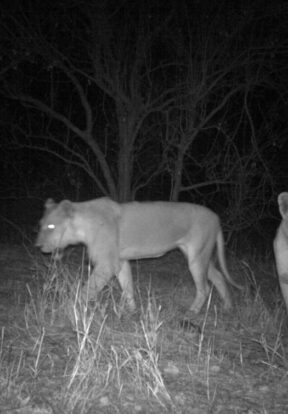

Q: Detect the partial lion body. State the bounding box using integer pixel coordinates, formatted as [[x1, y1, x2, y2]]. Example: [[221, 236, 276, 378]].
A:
[[119, 202, 215, 258], [36, 197, 240, 313], [274, 192, 288, 312]]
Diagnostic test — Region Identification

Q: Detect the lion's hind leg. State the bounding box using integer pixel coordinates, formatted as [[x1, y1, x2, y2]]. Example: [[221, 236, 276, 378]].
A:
[[208, 263, 232, 310], [117, 260, 136, 312], [187, 259, 211, 313]]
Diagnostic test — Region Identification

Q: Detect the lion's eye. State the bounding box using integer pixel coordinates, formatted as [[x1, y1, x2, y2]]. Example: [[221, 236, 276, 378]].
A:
[[47, 224, 55, 230]]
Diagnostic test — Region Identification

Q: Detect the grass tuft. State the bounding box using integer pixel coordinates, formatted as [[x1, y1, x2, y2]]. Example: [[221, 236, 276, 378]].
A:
[[0, 249, 287, 413]]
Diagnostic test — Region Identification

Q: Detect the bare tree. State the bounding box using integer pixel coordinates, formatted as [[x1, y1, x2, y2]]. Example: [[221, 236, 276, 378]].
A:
[[1, 0, 287, 220], [154, 1, 287, 236], [1, 1, 179, 201]]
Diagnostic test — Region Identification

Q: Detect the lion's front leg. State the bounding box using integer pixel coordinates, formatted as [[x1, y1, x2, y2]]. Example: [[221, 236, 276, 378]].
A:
[[81, 262, 114, 301]]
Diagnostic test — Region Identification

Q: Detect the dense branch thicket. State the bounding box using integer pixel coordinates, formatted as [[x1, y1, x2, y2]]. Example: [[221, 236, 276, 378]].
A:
[[0, 0, 288, 239]]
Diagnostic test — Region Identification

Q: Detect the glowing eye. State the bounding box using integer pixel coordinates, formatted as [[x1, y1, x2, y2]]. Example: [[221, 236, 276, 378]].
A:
[[47, 224, 55, 230]]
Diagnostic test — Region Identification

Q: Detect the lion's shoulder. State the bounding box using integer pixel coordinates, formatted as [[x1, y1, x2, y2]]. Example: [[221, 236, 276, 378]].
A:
[[73, 197, 121, 223]]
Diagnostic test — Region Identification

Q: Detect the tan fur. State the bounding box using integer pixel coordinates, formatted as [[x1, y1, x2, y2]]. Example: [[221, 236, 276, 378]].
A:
[[36, 198, 241, 313], [274, 192, 288, 312]]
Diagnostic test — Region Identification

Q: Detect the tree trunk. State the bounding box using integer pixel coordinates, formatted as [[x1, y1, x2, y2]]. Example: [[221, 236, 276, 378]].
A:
[[116, 103, 134, 202], [170, 146, 185, 201]]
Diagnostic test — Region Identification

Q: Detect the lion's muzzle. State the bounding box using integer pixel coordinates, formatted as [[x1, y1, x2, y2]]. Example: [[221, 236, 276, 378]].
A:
[[35, 233, 55, 253]]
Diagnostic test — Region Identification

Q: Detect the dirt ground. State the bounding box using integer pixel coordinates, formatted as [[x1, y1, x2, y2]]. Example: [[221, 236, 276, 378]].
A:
[[0, 244, 288, 413]]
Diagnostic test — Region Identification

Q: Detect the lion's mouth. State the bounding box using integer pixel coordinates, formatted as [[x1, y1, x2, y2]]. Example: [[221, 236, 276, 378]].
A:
[[35, 239, 55, 253], [39, 245, 55, 253], [36, 242, 63, 259]]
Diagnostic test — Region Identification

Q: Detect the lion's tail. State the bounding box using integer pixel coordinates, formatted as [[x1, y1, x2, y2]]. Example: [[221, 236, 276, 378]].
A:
[[216, 230, 243, 290]]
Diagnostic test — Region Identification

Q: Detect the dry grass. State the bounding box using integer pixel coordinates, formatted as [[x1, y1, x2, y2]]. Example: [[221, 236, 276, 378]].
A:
[[0, 248, 288, 413]]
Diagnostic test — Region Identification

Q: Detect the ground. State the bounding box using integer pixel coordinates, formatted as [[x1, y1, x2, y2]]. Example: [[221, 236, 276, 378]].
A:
[[0, 244, 288, 413]]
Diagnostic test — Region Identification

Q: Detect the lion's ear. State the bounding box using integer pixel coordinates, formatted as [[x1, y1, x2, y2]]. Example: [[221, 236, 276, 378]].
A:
[[45, 198, 56, 210], [60, 200, 75, 217]]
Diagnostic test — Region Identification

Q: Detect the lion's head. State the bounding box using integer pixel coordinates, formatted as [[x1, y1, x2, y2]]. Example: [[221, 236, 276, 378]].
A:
[[36, 198, 78, 253]]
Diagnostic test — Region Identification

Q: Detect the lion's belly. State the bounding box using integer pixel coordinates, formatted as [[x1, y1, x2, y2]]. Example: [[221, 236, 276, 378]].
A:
[[118, 202, 193, 260], [119, 237, 178, 259]]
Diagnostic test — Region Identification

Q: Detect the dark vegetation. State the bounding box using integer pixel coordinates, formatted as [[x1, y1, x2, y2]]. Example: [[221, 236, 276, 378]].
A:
[[0, 0, 287, 245]]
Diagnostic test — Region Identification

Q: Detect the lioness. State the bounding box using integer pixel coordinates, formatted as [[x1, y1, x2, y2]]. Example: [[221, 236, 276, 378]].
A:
[[274, 192, 288, 312], [36, 198, 240, 313]]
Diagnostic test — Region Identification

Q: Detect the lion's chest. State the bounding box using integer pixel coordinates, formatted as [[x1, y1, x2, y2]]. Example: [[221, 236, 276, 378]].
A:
[[274, 223, 288, 272]]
